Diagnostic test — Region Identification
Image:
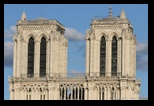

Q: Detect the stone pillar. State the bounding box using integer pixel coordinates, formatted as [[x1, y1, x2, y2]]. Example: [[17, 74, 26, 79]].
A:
[[96, 40, 100, 76], [124, 39, 129, 76], [88, 83, 95, 100], [90, 40, 94, 76], [25, 43, 28, 78], [77, 87, 79, 100], [133, 42, 136, 77], [117, 39, 121, 76], [45, 90, 48, 100], [100, 90, 102, 100], [117, 88, 119, 100], [60, 88, 62, 100], [106, 85, 110, 100], [84, 88, 87, 100], [120, 87, 126, 100], [22, 41, 27, 77], [34, 41, 40, 77], [106, 40, 111, 76], [15, 89, 18, 100], [23, 90, 26, 100], [48, 87, 52, 100], [49, 37, 53, 77], [16, 39, 21, 77], [84, 83, 88, 100], [64, 42, 68, 77], [10, 90, 14, 100], [104, 87, 106, 100], [31, 89, 34, 100], [46, 41, 49, 77], [81, 88, 83, 100], [64, 87, 66, 100], [13, 39, 17, 77], [34, 90, 36, 100], [122, 38, 125, 76], [36, 89, 40, 100], [71, 87, 73, 100], [93, 87, 97, 100], [86, 39, 90, 75]]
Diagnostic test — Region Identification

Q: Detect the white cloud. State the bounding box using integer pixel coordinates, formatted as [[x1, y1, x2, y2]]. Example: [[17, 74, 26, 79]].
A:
[[136, 41, 148, 55], [136, 42, 148, 71], [4, 41, 13, 67], [4, 25, 16, 39], [64, 27, 85, 41], [10, 25, 16, 32]]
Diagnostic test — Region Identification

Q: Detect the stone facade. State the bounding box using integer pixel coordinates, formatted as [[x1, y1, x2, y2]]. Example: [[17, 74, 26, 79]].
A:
[[9, 9, 140, 100]]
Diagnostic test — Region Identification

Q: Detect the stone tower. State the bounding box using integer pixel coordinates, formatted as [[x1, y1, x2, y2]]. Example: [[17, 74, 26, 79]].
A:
[[9, 12, 68, 100], [85, 8, 141, 99]]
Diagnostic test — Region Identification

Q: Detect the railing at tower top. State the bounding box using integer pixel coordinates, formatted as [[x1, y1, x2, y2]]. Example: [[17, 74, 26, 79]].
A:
[[8, 72, 124, 81]]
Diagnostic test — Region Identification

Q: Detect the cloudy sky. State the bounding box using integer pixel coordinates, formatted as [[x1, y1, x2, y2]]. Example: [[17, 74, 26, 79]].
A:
[[4, 4, 148, 100]]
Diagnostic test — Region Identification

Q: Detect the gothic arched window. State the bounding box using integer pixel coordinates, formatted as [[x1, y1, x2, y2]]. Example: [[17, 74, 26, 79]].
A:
[[111, 36, 117, 76], [28, 37, 34, 77], [40, 37, 46, 77], [100, 36, 106, 76]]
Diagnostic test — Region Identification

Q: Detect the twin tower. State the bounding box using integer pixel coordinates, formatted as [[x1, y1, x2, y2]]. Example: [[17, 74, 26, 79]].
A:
[[9, 8, 140, 100]]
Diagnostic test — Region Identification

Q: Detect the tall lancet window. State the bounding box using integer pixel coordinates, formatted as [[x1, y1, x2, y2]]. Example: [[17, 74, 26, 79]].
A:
[[100, 36, 106, 76], [28, 37, 34, 77], [40, 37, 46, 77], [111, 36, 117, 76]]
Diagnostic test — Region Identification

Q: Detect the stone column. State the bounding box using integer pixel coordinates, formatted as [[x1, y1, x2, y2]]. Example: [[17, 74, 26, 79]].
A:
[[117, 39, 121, 76], [64, 42, 68, 77], [104, 87, 106, 100], [25, 43, 28, 78], [71, 87, 73, 100], [133, 42, 136, 77], [84, 83, 88, 100], [77, 87, 79, 100], [122, 38, 125, 76], [97, 87, 99, 100], [37, 89, 40, 100], [46, 41, 49, 77], [13, 39, 17, 77], [96, 40, 100, 76], [64, 87, 66, 100], [34, 89, 36, 100], [60, 88, 62, 100], [34, 41, 40, 77], [106, 85, 110, 100], [120, 87, 126, 100], [84, 88, 87, 100], [23, 90, 26, 100], [88, 83, 95, 100], [117, 88, 119, 100], [81, 88, 83, 100], [16, 39, 21, 77], [86, 39, 90, 75], [57, 87, 60, 100], [10, 90, 14, 100], [106, 40, 111, 76], [49, 37, 53, 77], [93, 87, 97, 100], [22, 41, 27, 77], [31, 89, 34, 100], [90, 40, 94, 76], [100, 90, 102, 100], [124, 39, 130, 76]]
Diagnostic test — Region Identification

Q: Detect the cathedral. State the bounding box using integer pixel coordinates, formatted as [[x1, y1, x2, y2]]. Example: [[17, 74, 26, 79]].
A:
[[8, 7, 141, 100]]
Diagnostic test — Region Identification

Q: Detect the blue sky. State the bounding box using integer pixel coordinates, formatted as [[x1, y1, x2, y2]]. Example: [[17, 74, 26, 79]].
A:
[[4, 4, 148, 100]]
